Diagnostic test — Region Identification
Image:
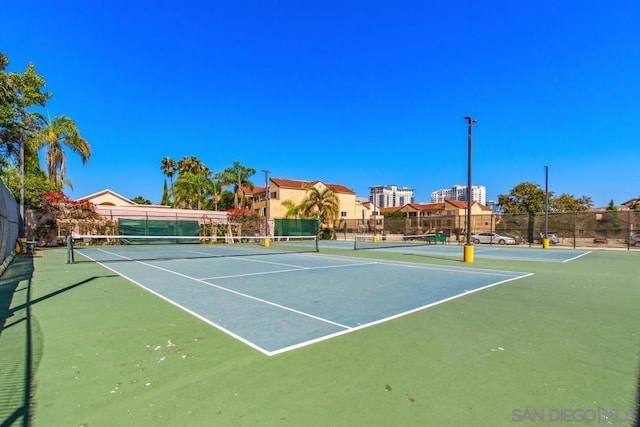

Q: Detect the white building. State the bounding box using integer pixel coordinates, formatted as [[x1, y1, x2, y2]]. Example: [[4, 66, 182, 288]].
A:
[[431, 185, 486, 205], [369, 185, 415, 209]]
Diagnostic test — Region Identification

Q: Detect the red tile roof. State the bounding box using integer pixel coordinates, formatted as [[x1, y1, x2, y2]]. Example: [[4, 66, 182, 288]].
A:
[[270, 178, 355, 194]]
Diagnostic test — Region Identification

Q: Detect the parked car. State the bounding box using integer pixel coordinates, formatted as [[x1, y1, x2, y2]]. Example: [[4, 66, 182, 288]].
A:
[[628, 234, 640, 247], [500, 232, 527, 244], [532, 233, 559, 245], [546, 233, 559, 244], [471, 232, 516, 245]]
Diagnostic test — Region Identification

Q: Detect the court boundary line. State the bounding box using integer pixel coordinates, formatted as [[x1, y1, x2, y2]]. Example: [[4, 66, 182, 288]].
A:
[[199, 261, 379, 280], [74, 248, 534, 356], [269, 272, 534, 356]]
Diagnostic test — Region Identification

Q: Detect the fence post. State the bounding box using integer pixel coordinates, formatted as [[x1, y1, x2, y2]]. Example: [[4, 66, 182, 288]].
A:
[[66, 234, 74, 264]]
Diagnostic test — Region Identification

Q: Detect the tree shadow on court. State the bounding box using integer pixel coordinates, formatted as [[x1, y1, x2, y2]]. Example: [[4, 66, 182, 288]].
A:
[[0, 255, 116, 427]]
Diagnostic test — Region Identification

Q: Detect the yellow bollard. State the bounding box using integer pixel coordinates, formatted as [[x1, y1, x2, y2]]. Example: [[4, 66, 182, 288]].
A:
[[264, 238, 270, 248], [463, 244, 474, 263], [373, 235, 379, 243], [16, 238, 27, 254], [542, 238, 549, 249]]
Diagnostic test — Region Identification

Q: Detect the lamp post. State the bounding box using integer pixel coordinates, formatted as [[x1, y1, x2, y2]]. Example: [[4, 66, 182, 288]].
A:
[[543, 165, 549, 249], [262, 169, 270, 243], [463, 116, 477, 263]]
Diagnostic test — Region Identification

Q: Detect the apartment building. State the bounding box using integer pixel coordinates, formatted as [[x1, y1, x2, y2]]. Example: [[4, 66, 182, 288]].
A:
[[249, 177, 358, 221], [431, 184, 486, 205], [368, 185, 415, 208]]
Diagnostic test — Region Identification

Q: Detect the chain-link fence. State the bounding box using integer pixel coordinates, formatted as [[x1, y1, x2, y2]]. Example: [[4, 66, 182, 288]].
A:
[[333, 210, 640, 249], [1, 178, 21, 265]]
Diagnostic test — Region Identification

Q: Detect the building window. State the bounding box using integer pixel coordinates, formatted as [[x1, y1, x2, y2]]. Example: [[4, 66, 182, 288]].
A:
[[341, 211, 347, 217]]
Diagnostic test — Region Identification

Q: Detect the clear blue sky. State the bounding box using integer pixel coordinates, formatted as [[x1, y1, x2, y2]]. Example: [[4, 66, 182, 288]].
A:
[[2, 1, 639, 207]]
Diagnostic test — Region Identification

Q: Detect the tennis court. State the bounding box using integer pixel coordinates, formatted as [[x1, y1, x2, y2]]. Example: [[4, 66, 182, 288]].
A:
[[325, 238, 590, 262], [74, 243, 531, 356]]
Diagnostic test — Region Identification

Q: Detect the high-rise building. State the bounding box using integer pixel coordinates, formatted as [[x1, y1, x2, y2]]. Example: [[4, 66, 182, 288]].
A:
[[431, 185, 486, 205], [369, 185, 415, 209]]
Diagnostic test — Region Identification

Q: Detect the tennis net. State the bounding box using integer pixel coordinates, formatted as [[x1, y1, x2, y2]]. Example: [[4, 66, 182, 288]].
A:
[[353, 233, 447, 250], [68, 234, 319, 263]]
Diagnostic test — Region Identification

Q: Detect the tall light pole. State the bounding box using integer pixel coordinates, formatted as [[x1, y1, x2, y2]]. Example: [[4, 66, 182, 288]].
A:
[[262, 169, 270, 238], [543, 165, 549, 249], [463, 116, 477, 263]]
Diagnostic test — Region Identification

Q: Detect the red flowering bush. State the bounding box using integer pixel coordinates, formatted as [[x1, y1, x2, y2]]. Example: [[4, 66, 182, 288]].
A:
[[42, 191, 98, 220], [226, 208, 262, 235]]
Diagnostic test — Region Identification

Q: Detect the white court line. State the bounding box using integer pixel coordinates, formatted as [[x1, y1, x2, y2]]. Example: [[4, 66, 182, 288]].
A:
[[562, 251, 592, 263], [200, 261, 379, 280], [297, 251, 530, 277], [267, 272, 534, 356], [88, 248, 353, 331], [77, 247, 533, 357]]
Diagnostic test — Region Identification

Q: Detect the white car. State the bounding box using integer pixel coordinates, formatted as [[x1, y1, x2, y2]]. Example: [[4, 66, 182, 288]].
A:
[[471, 232, 516, 245]]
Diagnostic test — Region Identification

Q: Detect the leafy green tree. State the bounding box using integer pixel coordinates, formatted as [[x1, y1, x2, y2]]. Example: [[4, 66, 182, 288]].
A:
[[30, 114, 91, 189], [220, 160, 256, 209], [497, 182, 549, 214], [2, 166, 56, 208], [550, 194, 592, 212], [160, 180, 171, 206], [0, 51, 50, 166], [131, 196, 151, 205], [596, 200, 622, 237], [217, 190, 234, 211]]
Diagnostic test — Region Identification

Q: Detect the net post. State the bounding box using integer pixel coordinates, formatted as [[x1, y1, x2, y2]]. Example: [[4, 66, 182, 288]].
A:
[[66, 234, 74, 264]]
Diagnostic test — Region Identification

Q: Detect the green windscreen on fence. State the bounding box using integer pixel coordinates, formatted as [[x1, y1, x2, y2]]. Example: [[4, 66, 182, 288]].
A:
[[274, 219, 319, 236], [117, 219, 200, 244], [0, 178, 20, 265]]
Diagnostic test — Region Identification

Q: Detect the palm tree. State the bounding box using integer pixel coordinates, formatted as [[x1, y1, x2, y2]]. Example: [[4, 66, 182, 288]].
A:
[[160, 156, 177, 202], [173, 172, 214, 210], [299, 186, 339, 228], [281, 199, 302, 219], [209, 172, 224, 211], [177, 155, 209, 176], [220, 160, 256, 208], [31, 115, 90, 188]]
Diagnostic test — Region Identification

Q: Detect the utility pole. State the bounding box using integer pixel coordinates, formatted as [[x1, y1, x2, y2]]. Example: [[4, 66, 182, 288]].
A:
[[262, 170, 270, 238], [463, 116, 477, 263], [543, 165, 549, 249]]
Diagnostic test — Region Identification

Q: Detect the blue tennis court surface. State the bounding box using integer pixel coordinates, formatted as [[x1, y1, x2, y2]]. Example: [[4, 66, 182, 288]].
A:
[[323, 240, 590, 263], [76, 247, 531, 356]]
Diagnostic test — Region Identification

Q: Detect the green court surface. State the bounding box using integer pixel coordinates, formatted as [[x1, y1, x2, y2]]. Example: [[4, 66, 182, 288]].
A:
[[1, 246, 639, 426]]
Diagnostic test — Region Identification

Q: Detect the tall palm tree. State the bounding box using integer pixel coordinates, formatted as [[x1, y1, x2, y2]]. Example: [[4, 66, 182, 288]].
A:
[[177, 155, 209, 176], [300, 186, 339, 228], [209, 172, 224, 211], [160, 156, 177, 202], [220, 160, 256, 209], [31, 115, 90, 188]]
